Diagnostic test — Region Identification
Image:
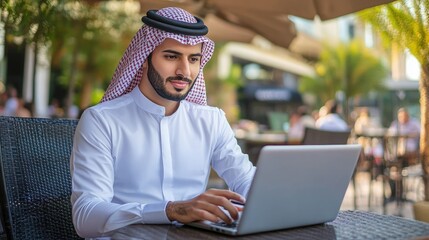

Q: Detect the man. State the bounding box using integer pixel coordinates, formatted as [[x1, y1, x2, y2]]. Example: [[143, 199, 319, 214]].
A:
[[388, 107, 420, 155], [315, 100, 349, 131], [70, 7, 255, 237]]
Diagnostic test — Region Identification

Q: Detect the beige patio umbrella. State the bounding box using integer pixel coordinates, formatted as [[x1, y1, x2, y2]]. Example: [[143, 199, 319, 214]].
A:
[[139, 0, 296, 48], [139, 0, 397, 49]]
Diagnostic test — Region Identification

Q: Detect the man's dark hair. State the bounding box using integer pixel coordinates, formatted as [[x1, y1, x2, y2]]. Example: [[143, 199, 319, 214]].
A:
[[325, 100, 339, 114]]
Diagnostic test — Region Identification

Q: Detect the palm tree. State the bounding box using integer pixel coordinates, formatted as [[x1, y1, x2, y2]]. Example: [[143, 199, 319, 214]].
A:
[[359, 0, 429, 201], [299, 40, 387, 117]]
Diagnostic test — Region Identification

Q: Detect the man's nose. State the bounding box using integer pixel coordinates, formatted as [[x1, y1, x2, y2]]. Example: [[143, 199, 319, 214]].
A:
[[175, 59, 191, 79]]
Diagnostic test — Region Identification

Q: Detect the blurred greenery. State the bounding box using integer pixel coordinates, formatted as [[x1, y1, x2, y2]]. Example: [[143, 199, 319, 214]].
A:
[[205, 42, 244, 123], [1, 0, 141, 115], [299, 39, 388, 109]]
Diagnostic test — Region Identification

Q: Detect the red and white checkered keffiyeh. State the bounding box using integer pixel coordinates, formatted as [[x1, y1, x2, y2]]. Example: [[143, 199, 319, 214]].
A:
[[101, 7, 215, 105]]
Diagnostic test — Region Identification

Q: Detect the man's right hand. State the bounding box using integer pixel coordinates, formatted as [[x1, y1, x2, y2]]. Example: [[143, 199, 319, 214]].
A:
[[166, 189, 245, 224]]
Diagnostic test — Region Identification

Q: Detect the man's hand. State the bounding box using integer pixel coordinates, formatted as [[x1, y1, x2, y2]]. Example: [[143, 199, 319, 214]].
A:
[[166, 189, 245, 224]]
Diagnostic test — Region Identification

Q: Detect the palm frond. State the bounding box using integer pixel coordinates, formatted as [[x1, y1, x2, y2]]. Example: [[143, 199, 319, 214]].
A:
[[360, 0, 428, 63], [299, 40, 387, 102]]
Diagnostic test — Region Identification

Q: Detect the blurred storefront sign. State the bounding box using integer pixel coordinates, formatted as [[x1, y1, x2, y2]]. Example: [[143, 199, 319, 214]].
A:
[[239, 84, 302, 129], [243, 85, 302, 103]]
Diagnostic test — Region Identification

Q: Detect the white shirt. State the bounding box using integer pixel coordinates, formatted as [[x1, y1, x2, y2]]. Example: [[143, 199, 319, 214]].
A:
[[315, 114, 349, 131], [70, 87, 255, 237], [3, 97, 18, 116], [388, 118, 421, 153]]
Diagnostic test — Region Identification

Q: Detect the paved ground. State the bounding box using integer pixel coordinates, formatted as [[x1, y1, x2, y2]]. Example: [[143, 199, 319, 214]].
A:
[[341, 171, 424, 220]]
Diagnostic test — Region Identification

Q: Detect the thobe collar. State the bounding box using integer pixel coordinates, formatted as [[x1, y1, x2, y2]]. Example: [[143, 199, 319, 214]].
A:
[[130, 87, 184, 116]]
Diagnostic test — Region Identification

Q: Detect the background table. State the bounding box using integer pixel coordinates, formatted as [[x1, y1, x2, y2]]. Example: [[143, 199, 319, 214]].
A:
[[236, 132, 289, 164], [96, 210, 429, 239]]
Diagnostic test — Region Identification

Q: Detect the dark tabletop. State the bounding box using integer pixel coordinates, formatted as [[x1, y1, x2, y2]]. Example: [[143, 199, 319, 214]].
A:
[[95, 210, 429, 240]]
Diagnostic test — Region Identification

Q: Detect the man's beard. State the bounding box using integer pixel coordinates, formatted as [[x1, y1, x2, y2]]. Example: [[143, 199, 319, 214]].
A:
[[147, 60, 197, 102]]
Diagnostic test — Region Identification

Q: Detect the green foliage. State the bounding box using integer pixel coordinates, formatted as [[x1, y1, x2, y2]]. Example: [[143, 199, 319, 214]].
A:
[[224, 64, 243, 87], [2, 1, 141, 107], [299, 40, 388, 104], [51, 1, 141, 88], [359, 0, 429, 66], [90, 88, 104, 105], [1, 0, 70, 46]]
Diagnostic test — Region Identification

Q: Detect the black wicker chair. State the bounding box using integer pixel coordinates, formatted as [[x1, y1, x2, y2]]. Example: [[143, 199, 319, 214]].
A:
[[0, 208, 5, 240], [0, 116, 81, 239]]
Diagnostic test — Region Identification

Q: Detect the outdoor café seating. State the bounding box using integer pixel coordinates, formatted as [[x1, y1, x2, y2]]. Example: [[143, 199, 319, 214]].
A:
[[0, 116, 81, 239], [382, 133, 423, 213], [354, 128, 424, 215], [301, 127, 351, 145]]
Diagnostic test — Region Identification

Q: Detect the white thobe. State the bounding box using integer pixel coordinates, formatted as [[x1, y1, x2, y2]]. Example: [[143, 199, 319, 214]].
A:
[[70, 87, 255, 237]]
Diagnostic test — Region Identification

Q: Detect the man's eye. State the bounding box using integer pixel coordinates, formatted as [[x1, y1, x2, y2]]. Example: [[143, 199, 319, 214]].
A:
[[190, 57, 201, 63], [165, 55, 177, 60]]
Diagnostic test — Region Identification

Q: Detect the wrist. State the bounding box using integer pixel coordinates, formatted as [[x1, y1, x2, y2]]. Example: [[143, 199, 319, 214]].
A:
[[166, 201, 176, 222]]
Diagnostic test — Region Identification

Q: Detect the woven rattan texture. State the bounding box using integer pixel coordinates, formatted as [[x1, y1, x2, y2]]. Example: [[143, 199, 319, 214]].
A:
[[330, 210, 429, 239], [0, 117, 81, 239], [106, 210, 429, 239]]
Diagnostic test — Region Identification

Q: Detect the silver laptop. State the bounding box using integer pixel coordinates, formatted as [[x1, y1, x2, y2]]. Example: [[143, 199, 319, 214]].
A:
[[188, 144, 361, 236]]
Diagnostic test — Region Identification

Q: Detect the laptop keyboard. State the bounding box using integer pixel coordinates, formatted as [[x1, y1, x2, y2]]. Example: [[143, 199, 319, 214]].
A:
[[213, 221, 238, 229]]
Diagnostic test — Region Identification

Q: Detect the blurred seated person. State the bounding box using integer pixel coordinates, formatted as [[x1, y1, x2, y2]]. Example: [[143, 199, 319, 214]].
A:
[[387, 107, 420, 159], [315, 100, 349, 131], [354, 107, 383, 168], [14, 99, 32, 118], [3, 86, 19, 116], [386, 107, 420, 201], [354, 107, 381, 135], [288, 106, 315, 142], [48, 98, 64, 118]]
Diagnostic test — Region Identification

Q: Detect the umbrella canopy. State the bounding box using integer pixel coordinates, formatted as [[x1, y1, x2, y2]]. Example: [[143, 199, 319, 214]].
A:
[[139, 0, 397, 49], [289, 0, 397, 20], [139, 0, 296, 48]]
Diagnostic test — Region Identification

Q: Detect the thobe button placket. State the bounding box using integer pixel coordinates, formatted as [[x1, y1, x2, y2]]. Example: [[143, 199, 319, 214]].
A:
[[160, 117, 174, 200]]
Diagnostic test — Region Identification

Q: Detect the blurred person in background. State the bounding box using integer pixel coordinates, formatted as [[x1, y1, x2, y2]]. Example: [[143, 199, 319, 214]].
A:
[[48, 98, 63, 118], [386, 107, 420, 201], [0, 91, 7, 115], [14, 99, 32, 118], [315, 100, 349, 131], [3, 86, 19, 116], [288, 105, 315, 143], [353, 107, 384, 168], [354, 107, 381, 135], [387, 107, 420, 157]]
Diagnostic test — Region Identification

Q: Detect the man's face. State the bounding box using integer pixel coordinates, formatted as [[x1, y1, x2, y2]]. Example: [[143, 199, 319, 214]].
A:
[[398, 111, 409, 124], [145, 38, 203, 102]]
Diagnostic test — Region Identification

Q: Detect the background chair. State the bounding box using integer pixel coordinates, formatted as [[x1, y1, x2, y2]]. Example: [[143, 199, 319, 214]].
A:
[[0, 116, 81, 239], [382, 134, 424, 215], [301, 127, 351, 145], [300, 127, 361, 208], [0, 208, 5, 240]]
